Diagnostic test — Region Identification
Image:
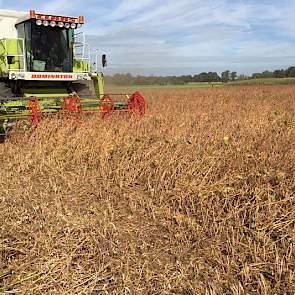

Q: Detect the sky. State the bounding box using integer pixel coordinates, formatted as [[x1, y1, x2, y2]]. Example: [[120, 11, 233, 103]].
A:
[[1, 0, 295, 75]]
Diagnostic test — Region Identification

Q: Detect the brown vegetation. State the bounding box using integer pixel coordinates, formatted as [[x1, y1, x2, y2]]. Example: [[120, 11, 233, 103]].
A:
[[0, 86, 294, 294]]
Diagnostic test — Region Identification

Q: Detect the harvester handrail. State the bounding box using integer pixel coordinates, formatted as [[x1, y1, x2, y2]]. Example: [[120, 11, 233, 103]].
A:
[[73, 32, 101, 72]]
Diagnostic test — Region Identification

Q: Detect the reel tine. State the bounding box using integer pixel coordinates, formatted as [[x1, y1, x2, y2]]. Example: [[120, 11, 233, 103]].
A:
[[28, 96, 42, 127], [128, 91, 147, 117], [99, 95, 114, 119]]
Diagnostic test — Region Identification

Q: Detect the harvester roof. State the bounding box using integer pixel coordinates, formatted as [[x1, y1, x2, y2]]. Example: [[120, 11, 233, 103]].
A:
[[0, 9, 28, 19], [0, 9, 28, 38], [28, 10, 84, 25], [0, 9, 84, 37]]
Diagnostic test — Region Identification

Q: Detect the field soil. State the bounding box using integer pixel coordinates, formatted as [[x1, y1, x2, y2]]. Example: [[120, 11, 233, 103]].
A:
[[0, 86, 294, 294]]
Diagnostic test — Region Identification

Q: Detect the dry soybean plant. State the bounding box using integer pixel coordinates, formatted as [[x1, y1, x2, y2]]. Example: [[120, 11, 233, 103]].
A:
[[0, 85, 294, 294]]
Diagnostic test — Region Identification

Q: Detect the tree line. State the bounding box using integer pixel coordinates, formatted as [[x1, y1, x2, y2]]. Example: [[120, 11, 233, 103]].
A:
[[104, 66, 295, 86], [104, 72, 236, 86], [252, 67, 295, 79]]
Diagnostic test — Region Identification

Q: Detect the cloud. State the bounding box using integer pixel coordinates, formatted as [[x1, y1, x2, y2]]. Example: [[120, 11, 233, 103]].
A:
[[1, 0, 295, 74], [38, 0, 86, 15], [85, 0, 295, 74], [109, 0, 158, 20]]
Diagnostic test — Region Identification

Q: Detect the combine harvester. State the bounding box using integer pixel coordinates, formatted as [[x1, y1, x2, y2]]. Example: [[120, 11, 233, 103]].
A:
[[0, 9, 147, 135]]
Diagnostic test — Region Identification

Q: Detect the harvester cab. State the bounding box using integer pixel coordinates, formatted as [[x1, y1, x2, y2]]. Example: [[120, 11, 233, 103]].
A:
[[0, 10, 102, 98], [0, 9, 146, 135]]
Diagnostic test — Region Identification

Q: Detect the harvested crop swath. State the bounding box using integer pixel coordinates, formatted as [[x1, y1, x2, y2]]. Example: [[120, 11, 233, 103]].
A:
[[0, 85, 294, 294]]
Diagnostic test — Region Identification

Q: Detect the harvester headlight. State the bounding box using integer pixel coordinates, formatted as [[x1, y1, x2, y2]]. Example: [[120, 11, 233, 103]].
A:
[[43, 20, 49, 27], [11, 73, 16, 80], [65, 23, 70, 29], [50, 21, 56, 27], [58, 21, 64, 28], [36, 19, 42, 26], [71, 23, 77, 29], [77, 24, 82, 29]]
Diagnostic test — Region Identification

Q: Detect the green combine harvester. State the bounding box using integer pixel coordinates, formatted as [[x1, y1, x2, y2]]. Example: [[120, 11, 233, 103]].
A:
[[0, 9, 146, 136]]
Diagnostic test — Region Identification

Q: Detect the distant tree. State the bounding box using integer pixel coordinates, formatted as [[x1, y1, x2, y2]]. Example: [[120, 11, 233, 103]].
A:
[[262, 71, 273, 78], [105, 66, 295, 86], [273, 69, 286, 78], [221, 70, 230, 83], [111, 73, 134, 85], [207, 72, 222, 82], [286, 67, 295, 77], [180, 75, 193, 83], [169, 76, 186, 85], [231, 71, 237, 81], [192, 72, 221, 83], [199, 72, 210, 82], [252, 71, 273, 79], [252, 73, 260, 79]]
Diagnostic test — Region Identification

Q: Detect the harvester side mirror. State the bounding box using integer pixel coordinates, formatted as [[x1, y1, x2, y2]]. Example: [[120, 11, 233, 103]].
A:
[[102, 54, 107, 68]]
